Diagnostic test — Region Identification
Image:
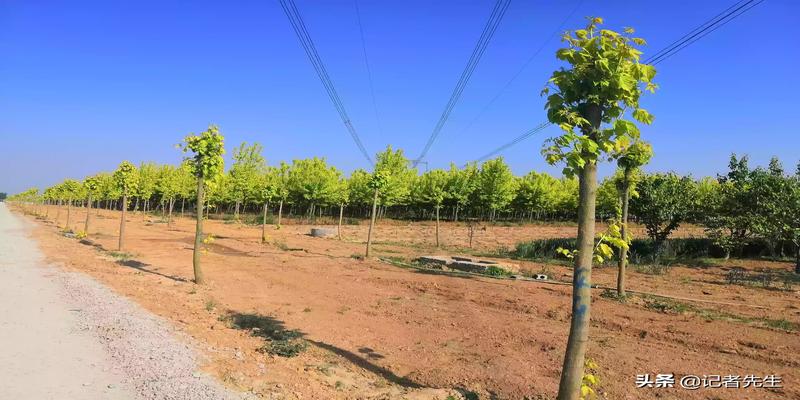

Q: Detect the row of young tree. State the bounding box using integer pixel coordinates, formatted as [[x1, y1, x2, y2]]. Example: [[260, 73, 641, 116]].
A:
[[12, 147, 580, 223], [10, 135, 800, 273]]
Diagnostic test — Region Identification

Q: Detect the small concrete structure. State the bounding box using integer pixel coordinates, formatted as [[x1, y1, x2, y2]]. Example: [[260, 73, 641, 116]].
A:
[[310, 228, 334, 237], [416, 255, 520, 275]]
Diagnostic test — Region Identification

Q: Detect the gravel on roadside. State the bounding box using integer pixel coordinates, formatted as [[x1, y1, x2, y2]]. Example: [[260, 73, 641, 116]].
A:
[[51, 267, 253, 400]]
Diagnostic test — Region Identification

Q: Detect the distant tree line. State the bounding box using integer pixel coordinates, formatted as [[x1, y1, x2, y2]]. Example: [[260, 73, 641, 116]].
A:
[[8, 145, 799, 267]]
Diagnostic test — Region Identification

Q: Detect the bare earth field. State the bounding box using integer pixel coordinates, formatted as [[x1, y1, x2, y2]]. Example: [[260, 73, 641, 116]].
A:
[[14, 204, 799, 399]]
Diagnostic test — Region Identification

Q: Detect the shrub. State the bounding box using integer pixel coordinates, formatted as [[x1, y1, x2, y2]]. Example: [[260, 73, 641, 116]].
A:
[[513, 237, 796, 264], [484, 265, 511, 277]]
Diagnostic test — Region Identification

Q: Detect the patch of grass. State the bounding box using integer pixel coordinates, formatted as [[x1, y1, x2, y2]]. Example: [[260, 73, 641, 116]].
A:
[[350, 253, 365, 261], [303, 307, 312, 313], [633, 262, 670, 275], [380, 255, 406, 264], [642, 296, 799, 332], [262, 336, 308, 357], [727, 268, 800, 291], [599, 289, 628, 302], [107, 251, 134, 261], [643, 298, 692, 314], [205, 299, 217, 312], [225, 313, 309, 358], [762, 318, 799, 331], [484, 265, 511, 277]]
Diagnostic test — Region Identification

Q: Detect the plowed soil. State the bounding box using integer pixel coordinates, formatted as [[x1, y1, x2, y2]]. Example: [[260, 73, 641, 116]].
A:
[[15, 204, 799, 399]]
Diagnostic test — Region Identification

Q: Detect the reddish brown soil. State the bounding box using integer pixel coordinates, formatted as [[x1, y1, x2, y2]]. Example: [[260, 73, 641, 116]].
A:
[[15, 205, 799, 399]]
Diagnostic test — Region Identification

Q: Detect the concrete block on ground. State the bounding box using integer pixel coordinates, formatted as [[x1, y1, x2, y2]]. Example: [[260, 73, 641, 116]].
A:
[[415, 255, 519, 274], [310, 228, 334, 237]]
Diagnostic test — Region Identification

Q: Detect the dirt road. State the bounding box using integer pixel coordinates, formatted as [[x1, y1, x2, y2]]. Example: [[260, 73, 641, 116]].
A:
[[0, 203, 246, 400], [0, 203, 134, 398]]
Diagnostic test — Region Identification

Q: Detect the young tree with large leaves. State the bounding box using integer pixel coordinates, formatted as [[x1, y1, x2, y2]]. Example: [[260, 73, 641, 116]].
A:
[[137, 162, 158, 217], [257, 166, 279, 242], [113, 161, 138, 251], [416, 169, 449, 247], [373, 146, 416, 210], [364, 170, 388, 257], [83, 175, 101, 233], [180, 125, 225, 285], [444, 162, 477, 221], [332, 176, 350, 240], [156, 164, 181, 226], [348, 169, 374, 210], [177, 161, 196, 218], [287, 157, 341, 220], [540, 18, 657, 399], [514, 171, 559, 221], [363, 147, 416, 257], [273, 162, 291, 228], [60, 179, 83, 231], [614, 140, 652, 296], [230, 142, 266, 221], [476, 157, 516, 221], [630, 173, 695, 247]]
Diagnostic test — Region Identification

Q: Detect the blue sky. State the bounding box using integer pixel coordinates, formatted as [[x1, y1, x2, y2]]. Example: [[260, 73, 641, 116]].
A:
[[1, 0, 797, 193]]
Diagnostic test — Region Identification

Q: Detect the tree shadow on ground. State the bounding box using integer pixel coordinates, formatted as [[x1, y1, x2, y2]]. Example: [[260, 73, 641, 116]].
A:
[[224, 312, 302, 340], [115, 259, 189, 283], [307, 340, 423, 389], [223, 311, 423, 388], [76, 238, 189, 283]]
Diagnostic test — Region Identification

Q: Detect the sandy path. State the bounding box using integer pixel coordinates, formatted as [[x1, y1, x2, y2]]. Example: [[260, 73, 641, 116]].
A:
[[0, 203, 134, 399], [0, 203, 249, 400]]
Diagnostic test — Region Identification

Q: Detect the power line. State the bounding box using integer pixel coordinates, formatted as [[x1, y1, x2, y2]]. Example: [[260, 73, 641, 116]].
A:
[[462, 121, 550, 167], [412, 0, 512, 167], [457, 0, 584, 136], [279, 0, 374, 166], [462, 0, 765, 165], [354, 0, 383, 136], [646, 0, 765, 65]]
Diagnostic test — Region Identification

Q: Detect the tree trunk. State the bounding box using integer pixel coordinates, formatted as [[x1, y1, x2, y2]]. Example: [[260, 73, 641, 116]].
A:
[[84, 194, 93, 234], [435, 206, 440, 248], [181, 198, 185, 218], [557, 113, 600, 400], [454, 204, 459, 222], [616, 172, 631, 297], [193, 179, 205, 284], [261, 201, 269, 243], [795, 243, 799, 274], [66, 200, 72, 231], [365, 188, 379, 257], [167, 198, 175, 227], [234, 201, 241, 221], [118, 194, 127, 251], [277, 199, 284, 227], [338, 203, 344, 240]]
